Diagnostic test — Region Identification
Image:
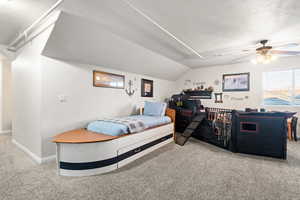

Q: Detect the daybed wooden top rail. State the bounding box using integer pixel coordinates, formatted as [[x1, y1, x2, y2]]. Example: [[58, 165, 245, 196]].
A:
[[53, 108, 175, 144], [53, 129, 119, 143]]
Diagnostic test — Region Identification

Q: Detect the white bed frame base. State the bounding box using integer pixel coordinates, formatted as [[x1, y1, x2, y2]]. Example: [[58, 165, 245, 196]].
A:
[[56, 123, 174, 176]]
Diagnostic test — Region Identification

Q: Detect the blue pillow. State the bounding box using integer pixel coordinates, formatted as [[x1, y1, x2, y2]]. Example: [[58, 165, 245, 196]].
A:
[[144, 101, 167, 117]]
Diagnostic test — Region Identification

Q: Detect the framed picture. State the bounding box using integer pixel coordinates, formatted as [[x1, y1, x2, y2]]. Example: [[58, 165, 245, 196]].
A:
[[93, 70, 125, 89], [214, 93, 223, 103], [222, 72, 250, 92], [141, 79, 153, 97]]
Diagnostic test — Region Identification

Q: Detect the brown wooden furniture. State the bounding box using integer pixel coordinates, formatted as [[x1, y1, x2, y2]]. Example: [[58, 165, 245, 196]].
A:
[[166, 108, 176, 139], [288, 118, 292, 141], [53, 108, 176, 144], [53, 129, 119, 143]]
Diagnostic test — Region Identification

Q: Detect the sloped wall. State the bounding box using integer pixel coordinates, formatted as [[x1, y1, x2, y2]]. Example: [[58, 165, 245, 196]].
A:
[[42, 12, 189, 81]]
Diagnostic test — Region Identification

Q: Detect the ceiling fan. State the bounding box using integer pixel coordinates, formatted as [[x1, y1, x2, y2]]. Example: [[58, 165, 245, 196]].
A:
[[249, 40, 300, 64]]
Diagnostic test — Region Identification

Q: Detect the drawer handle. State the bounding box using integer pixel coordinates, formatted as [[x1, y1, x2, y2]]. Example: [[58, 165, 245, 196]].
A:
[[134, 148, 142, 153]]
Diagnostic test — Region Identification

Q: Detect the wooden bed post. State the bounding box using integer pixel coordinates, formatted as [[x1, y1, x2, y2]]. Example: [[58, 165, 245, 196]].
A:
[[166, 108, 176, 140]]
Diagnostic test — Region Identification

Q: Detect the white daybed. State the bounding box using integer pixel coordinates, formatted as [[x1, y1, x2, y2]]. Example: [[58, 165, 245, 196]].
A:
[[53, 108, 175, 176]]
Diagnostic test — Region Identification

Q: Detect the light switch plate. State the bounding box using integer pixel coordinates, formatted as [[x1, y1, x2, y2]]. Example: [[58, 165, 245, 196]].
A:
[[58, 95, 67, 103]]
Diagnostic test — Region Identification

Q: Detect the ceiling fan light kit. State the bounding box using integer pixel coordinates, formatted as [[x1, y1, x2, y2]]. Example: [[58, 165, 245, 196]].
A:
[[251, 54, 277, 65], [250, 40, 276, 64]]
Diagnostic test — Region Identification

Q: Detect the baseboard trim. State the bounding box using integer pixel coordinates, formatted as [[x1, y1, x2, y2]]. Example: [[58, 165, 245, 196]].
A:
[[12, 139, 42, 164], [0, 130, 12, 135], [11, 139, 56, 164], [42, 154, 56, 163]]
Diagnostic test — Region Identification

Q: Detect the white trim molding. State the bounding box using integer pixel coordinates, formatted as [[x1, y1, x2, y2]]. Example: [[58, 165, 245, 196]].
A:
[[12, 139, 42, 164], [42, 155, 56, 163], [8, 0, 63, 51], [0, 130, 12, 135], [11, 139, 56, 164]]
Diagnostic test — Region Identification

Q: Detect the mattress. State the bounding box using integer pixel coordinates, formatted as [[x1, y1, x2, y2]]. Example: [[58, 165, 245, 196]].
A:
[[87, 115, 171, 136]]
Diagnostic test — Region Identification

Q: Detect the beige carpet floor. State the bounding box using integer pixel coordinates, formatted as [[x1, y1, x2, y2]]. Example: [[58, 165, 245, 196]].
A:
[[1, 134, 300, 200]]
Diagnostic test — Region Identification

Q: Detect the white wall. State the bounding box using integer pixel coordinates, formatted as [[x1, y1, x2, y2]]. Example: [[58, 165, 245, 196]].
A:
[[1, 60, 12, 132], [0, 60, 3, 132], [0, 59, 12, 134], [40, 58, 175, 157], [11, 27, 51, 157], [11, 11, 60, 159], [177, 56, 300, 116], [12, 57, 42, 156]]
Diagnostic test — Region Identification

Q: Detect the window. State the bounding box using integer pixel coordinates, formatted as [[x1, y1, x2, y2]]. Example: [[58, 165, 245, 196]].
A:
[[294, 70, 300, 105], [263, 69, 300, 106]]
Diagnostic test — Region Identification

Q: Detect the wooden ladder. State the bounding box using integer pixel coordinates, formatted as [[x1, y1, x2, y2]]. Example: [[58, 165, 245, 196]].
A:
[[175, 114, 205, 146]]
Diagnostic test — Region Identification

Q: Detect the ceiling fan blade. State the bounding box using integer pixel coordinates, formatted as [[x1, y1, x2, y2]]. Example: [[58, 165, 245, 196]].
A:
[[271, 50, 300, 55], [231, 53, 256, 63], [274, 43, 299, 48]]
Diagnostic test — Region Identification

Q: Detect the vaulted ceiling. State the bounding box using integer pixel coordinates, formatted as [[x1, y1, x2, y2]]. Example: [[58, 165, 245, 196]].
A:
[[0, 0, 57, 45], [1, 0, 300, 69]]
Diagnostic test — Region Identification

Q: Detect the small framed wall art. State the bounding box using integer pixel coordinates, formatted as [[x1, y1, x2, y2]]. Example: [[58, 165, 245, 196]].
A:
[[93, 70, 125, 89], [141, 79, 153, 97], [214, 93, 223, 103], [222, 72, 250, 92]]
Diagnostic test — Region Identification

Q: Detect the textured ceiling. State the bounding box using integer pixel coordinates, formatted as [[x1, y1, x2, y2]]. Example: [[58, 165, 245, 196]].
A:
[[1, 0, 300, 68], [62, 0, 300, 68], [0, 0, 57, 45]]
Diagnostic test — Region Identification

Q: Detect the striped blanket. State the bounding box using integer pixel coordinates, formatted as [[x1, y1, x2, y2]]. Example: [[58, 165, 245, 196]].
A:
[[99, 117, 147, 134]]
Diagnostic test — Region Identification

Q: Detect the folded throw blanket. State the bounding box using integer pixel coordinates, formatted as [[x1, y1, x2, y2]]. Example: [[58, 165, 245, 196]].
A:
[[99, 117, 147, 134]]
